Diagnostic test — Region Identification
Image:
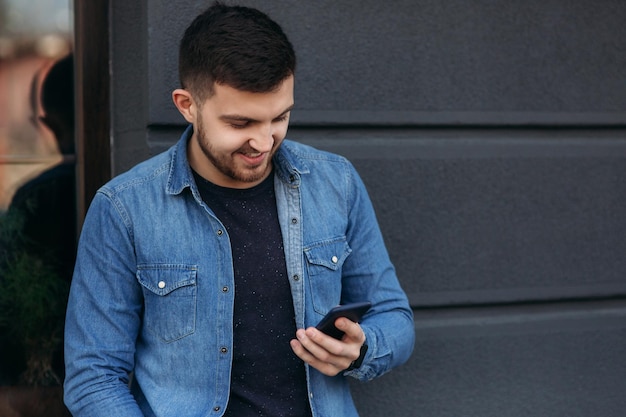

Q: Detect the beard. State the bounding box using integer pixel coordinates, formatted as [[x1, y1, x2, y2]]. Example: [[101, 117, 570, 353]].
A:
[[195, 116, 278, 185]]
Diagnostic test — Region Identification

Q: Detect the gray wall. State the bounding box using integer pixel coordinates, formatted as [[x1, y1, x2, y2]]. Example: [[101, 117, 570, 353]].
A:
[[110, 1, 626, 416]]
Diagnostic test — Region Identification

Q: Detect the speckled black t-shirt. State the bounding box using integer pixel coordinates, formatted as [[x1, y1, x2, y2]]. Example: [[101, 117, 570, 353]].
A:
[[193, 170, 312, 417]]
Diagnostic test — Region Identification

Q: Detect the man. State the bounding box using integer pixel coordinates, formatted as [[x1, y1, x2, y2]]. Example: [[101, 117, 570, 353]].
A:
[[64, 3, 414, 416], [9, 53, 77, 284]]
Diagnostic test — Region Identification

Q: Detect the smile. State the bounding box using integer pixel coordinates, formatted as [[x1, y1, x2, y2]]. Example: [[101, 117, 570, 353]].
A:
[[238, 151, 267, 165]]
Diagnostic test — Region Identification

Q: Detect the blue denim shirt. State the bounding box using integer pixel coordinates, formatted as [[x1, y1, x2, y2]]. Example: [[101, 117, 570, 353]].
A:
[[64, 126, 415, 417]]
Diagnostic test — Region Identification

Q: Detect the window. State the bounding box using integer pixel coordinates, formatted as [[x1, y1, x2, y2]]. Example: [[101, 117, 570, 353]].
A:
[[0, 0, 75, 390]]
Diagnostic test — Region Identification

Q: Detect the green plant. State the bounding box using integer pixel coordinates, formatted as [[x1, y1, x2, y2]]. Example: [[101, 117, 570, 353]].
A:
[[0, 209, 69, 386]]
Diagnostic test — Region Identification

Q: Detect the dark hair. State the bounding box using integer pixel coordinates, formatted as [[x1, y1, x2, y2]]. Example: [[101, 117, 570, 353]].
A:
[[179, 2, 296, 102], [37, 53, 75, 154], [41, 54, 74, 126]]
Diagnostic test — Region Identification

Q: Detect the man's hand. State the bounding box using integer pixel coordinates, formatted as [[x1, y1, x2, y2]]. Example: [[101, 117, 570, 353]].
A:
[[290, 317, 366, 376]]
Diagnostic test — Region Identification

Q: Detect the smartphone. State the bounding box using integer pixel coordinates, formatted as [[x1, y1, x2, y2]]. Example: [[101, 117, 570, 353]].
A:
[[315, 301, 371, 339]]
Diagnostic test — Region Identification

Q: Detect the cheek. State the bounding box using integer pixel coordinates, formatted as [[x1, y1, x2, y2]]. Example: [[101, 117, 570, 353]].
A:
[[274, 124, 290, 140], [200, 123, 240, 151]]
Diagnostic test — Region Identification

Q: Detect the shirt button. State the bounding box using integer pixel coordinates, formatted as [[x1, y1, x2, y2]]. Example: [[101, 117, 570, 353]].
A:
[[222, 286, 229, 292], [293, 274, 300, 281], [291, 218, 298, 224], [331, 256, 338, 264], [220, 347, 228, 353], [158, 281, 166, 289], [217, 229, 223, 236], [213, 406, 221, 412]]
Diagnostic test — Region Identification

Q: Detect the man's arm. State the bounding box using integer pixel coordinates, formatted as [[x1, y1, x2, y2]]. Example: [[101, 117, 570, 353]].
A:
[[64, 191, 144, 416], [292, 161, 415, 379]]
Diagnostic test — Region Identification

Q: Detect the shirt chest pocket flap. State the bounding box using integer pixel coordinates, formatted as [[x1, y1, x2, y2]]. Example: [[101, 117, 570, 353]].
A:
[[137, 264, 198, 343], [304, 238, 352, 313]]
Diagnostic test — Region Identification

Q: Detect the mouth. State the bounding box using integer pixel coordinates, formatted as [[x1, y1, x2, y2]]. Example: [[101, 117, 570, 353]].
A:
[[243, 151, 262, 158], [237, 150, 267, 166]]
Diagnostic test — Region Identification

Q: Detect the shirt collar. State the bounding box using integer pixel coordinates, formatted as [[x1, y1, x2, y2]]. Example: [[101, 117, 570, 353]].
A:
[[166, 125, 196, 196]]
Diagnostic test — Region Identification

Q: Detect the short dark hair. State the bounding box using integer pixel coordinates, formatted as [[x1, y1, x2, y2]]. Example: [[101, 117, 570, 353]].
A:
[[41, 54, 74, 126], [179, 2, 296, 102]]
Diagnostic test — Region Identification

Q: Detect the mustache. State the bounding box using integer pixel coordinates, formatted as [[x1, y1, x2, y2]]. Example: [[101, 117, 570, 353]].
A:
[[236, 141, 276, 155], [237, 145, 259, 154]]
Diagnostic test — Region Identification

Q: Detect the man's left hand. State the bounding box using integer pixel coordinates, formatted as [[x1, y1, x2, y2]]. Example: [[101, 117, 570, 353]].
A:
[[290, 318, 366, 376]]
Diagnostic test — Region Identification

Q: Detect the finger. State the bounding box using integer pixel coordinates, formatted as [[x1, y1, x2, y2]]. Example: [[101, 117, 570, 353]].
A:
[[290, 338, 347, 376], [301, 327, 344, 360], [335, 318, 366, 345], [290, 338, 314, 362], [294, 329, 353, 369], [302, 325, 364, 369]]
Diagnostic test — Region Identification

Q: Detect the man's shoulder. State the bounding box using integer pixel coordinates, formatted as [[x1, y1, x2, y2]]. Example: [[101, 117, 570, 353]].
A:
[[101, 146, 174, 195], [280, 139, 349, 165]]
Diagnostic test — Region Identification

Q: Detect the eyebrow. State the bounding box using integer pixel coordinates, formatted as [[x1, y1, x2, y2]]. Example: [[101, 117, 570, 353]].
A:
[[219, 104, 295, 123]]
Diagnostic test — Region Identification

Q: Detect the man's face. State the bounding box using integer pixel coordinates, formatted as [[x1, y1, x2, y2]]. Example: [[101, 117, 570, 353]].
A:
[[187, 75, 294, 189]]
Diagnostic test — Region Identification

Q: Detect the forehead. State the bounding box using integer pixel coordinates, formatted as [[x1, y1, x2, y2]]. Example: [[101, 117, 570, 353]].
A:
[[202, 76, 295, 117]]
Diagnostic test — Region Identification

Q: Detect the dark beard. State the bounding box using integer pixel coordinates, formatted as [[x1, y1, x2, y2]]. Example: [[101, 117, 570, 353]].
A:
[[195, 118, 274, 185]]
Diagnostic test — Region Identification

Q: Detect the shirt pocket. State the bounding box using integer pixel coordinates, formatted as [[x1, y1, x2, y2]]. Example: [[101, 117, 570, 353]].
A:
[[137, 264, 198, 343], [304, 237, 352, 315]]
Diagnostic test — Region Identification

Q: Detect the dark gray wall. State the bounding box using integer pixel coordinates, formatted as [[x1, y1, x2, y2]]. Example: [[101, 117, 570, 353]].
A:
[[110, 1, 626, 416]]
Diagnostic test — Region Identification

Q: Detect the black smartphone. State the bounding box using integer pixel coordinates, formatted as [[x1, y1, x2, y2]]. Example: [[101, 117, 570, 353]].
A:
[[315, 301, 371, 339]]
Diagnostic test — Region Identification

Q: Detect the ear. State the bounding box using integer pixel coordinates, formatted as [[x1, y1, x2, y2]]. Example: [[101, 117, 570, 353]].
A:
[[172, 89, 196, 124]]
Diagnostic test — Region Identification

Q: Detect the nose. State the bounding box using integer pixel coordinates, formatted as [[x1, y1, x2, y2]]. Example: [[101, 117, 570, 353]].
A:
[[249, 123, 275, 153]]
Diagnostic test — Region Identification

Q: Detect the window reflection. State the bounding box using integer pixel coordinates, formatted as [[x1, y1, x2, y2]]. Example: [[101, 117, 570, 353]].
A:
[[0, 0, 73, 210], [0, 3, 74, 415]]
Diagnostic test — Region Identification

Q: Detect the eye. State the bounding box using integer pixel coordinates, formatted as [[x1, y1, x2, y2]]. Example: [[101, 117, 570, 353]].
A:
[[274, 113, 289, 123], [229, 121, 249, 129]]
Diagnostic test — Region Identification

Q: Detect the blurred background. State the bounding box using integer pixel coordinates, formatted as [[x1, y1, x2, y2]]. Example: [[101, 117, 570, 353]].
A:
[[0, 0, 73, 211]]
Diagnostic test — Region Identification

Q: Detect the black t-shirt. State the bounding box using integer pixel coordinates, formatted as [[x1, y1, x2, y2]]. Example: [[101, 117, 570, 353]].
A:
[[193, 170, 312, 417]]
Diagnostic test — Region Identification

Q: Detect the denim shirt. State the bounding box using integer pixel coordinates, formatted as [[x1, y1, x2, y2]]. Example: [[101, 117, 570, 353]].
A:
[[64, 126, 415, 417]]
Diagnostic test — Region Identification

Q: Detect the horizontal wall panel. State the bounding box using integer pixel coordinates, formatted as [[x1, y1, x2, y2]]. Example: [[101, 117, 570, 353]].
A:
[[146, 0, 626, 127], [351, 300, 626, 417], [289, 110, 626, 127], [293, 128, 626, 306]]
